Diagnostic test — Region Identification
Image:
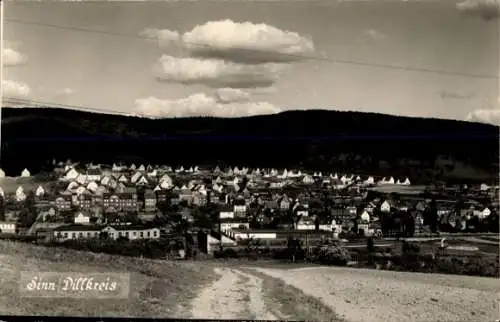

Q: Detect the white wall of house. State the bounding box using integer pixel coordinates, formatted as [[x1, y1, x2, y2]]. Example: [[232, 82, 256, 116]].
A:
[[0, 222, 16, 234], [233, 232, 277, 240], [221, 222, 250, 231], [219, 211, 234, 219], [74, 213, 90, 224]]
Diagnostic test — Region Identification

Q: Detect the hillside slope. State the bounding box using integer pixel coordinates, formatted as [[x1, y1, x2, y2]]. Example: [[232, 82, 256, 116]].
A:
[[1, 107, 498, 183]]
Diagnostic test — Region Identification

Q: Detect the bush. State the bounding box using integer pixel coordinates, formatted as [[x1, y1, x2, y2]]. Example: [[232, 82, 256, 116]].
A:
[[213, 248, 239, 259], [307, 242, 350, 266]]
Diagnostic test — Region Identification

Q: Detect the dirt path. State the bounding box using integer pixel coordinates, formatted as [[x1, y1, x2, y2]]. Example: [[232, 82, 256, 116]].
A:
[[189, 267, 280, 320]]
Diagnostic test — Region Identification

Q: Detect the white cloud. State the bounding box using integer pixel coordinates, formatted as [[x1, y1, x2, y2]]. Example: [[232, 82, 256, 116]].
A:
[[56, 88, 75, 96], [215, 88, 251, 103], [154, 55, 283, 88], [440, 90, 474, 100], [134, 93, 281, 118], [457, 0, 500, 20], [2, 80, 31, 98], [466, 109, 500, 125], [3, 47, 27, 66], [140, 27, 180, 46], [143, 19, 315, 64], [466, 97, 500, 125], [365, 29, 386, 40]]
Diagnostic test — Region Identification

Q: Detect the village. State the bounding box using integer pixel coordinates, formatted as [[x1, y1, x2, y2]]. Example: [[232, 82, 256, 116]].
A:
[[0, 161, 497, 256]]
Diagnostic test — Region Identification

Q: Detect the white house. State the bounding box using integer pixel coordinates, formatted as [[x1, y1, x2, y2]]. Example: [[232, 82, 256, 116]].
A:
[[66, 181, 79, 191], [0, 222, 16, 234], [219, 209, 235, 219], [386, 177, 395, 184], [138, 164, 146, 172], [302, 175, 314, 184], [21, 169, 30, 177], [136, 176, 149, 185], [101, 225, 160, 240], [365, 176, 375, 185], [480, 183, 490, 191], [75, 186, 88, 195], [65, 168, 80, 181], [75, 174, 87, 185], [360, 210, 370, 222], [86, 182, 99, 193], [220, 221, 250, 231], [130, 172, 142, 184], [403, 177, 411, 185], [118, 174, 128, 183], [15, 186, 26, 202], [479, 207, 491, 219], [380, 200, 391, 213], [35, 185, 45, 197], [0, 169, 5, 178], [74, 212, 91, 225]]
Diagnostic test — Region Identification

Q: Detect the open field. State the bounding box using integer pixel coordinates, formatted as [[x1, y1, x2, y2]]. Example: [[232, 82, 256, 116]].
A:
[[250, 266, 500, 322], [367, 185, 427, 195], [0, 176, 47, 194], [0, 241, 217, 317]]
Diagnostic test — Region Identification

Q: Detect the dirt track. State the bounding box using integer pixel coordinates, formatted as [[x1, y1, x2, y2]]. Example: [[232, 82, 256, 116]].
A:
[[189, 267, 281, 320]]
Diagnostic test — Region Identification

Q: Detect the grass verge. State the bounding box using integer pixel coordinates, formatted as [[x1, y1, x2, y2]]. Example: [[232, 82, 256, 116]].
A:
[[0, 241, 217, 317]]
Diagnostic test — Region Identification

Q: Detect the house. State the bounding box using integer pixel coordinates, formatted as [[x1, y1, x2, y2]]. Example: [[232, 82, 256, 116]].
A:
[[53, 224, 102, 241], [120, 188, 138, 211], [75, 174, 87, 185], [0, 169, 5, 178], [74, 212, 91, 225], [78, 194, 93, 210], [380, 200, 391, 213], [365, 176, 375, 185], [130, 172, 143, 184], [35, 185, 45, 198], [279, 195, 291, 210], [21, 168, 31, 177], [294, 204, 309, 217], [144, 189, 157, 212], [101, 224, 160, 240], [64, 168, 80, 181], [103, 193, 121, 212], [136, 176, 149, 186], [220, 218, 250, 231], [15, 186, 26, 202], [117, 174, 129, 183], [233, 198, 247, 216], [86, 168, 102, 182], [0, 221, 16, 234], [219, 206, 235, 219], [55, 194, 72, 211], [302, 175, 314, 184]]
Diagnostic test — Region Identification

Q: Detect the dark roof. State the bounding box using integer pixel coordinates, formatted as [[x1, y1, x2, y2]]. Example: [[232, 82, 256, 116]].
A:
[[54, 224, 103, 232], [106, 224, 159, 231], [87, 169, 102, 175]]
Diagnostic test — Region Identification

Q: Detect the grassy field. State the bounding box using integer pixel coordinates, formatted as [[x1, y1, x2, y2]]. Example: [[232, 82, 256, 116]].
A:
[[0, 241, 217, 317], [0, 176, 47, 194], [251, 265, 500, 322]]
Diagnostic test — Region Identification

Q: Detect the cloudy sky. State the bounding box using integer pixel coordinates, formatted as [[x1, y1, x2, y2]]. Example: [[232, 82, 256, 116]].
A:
[[2, 0, 499, 123]]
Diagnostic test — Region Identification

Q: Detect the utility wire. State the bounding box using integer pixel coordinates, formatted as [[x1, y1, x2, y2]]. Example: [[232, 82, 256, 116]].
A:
[[2, 96, 136, 116], [5, 18, 499, 80]]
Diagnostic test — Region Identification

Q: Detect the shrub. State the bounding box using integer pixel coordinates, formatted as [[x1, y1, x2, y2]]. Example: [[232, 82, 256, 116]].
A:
[[307, 242, 350, 266]]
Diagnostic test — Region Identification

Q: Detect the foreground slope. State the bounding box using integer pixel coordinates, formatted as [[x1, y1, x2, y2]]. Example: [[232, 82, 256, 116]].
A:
[[1, 107, 498, 183], [251, 266, 500, 322], [0, 241, 216, 317]]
